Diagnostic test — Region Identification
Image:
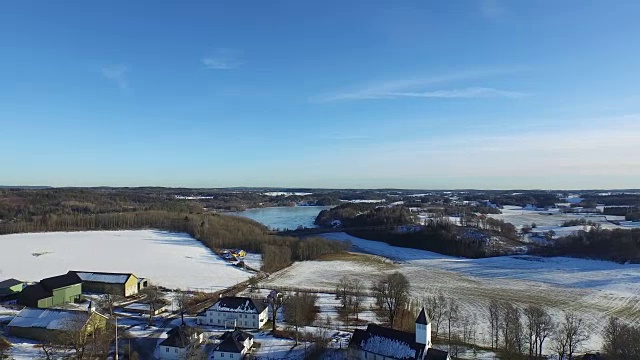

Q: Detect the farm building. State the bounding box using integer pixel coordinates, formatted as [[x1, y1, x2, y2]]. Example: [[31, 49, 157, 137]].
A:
[[197, 296, 267, 330], [350, 308, 449, 360], [138, 278, 150, 291], [69, 271, 139, 297], [7, 307, 108, 342], [123, 302, 168, 316], [0, 278, 25, 302], [211, 329, 254, 359], [17, 273, 82, 308], [157, 324, 204, 360]]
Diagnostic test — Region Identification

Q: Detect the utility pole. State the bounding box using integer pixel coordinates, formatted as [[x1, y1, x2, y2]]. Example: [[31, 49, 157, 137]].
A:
[[115, 315, 118, 360]]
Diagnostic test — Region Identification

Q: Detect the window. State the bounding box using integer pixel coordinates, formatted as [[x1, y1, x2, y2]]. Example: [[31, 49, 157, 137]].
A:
[[221, 353, 224, 357], [253, 314, 256, 319], [230, 354, 234, 358], [364, 352, 367, 359], [175, 349, 178, 353], [166, 348, 169, 352]]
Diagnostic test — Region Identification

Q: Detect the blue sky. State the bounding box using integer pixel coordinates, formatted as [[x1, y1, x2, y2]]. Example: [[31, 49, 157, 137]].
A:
[[1, 1, 639, 189]]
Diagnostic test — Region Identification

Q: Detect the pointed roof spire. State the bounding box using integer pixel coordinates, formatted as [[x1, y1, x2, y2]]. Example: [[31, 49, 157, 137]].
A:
[[416, 307, 430, 325]]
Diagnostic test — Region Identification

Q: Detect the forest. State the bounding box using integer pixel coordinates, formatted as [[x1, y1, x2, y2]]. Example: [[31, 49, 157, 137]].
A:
[[543, 228, 640, 263], [315, 204, 515, 258], [315, 203, 415, 228], [0, 188, 347, 273]]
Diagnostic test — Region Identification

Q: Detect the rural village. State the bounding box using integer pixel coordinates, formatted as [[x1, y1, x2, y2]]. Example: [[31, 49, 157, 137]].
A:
[[0, 242, 451, 360], [1, 189, 639, 360]]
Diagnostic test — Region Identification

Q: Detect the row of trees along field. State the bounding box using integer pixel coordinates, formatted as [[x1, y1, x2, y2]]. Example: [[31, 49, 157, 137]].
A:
[[369, 272, 640, 360], [541, 228, 640, 263], [0, 210, 347, 273]]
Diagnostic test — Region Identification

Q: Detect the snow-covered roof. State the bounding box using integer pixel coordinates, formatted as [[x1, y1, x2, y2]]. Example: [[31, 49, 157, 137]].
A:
[[72, 271, 134, 284], [210, 296, 266, 314], [350, 323, 431, 360], [360, 336, 416, 359], [124, 303, 151, 311], [8, 308, 95, 330]]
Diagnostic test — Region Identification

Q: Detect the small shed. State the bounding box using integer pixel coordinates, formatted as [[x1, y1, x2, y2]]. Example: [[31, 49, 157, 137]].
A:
[[123, 302, 167, 316]]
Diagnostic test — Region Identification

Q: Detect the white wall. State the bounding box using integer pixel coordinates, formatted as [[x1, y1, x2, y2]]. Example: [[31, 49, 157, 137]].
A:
[[212, 350, 245, 359], [199, 308, 267, 330], [157, 345, 184, 360]]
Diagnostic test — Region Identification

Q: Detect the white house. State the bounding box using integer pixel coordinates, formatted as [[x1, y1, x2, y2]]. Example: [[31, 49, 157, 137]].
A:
[[197, 296, 267, 330], [349, 308, 449, 360], [157, 324, 205, 360], [211, 329, 254, 359]]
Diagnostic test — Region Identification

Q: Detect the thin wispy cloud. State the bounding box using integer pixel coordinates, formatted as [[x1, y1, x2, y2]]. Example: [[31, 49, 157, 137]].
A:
[[387, 87, 529, 99], [100, 65, 129, 91], [202, 48, 244, 70], [325, 114, 640, 187], [311, 68, 528, 102], [480, 0, 506, 20]]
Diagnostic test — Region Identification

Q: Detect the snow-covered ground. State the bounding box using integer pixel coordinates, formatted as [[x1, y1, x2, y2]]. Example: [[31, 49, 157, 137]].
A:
[[487, 205, 628, 230], [264, 192, 313, 197], [0, 230, 253, 291], [242, 252, 263, 271], [264, 232, 640, 353]]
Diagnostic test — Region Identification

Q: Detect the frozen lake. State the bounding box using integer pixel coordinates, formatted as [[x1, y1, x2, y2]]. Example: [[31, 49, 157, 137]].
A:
[[0, 230, 253, 291], [232, 206, 330, 230]]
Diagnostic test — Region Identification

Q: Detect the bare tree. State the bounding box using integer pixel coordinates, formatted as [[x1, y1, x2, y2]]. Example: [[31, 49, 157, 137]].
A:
[[283, 292, 318, 345], [603, 316, 640, 360], [603, 317, 624, 359], [488, 299, 501, 350], [562, 312, 589, 360], [349, 279, 364, 321], [98, 294, 124, 316], [371, 272, 410, 329], [175, 289, 192, 325], [182, 335, 207, 360], [426, 294, 447, 339], [268, 291, 288, 332], [39, 342, 63, 360], [141, 286, 167, 327], [552, 327, 568, 360], [501, 303, 524, 356], [51, 313, 112, 360], [524, 305, 553, 359], [248, 276, 259, 293], [446, 298, 460, 354], [460, 315, 477, 346], [338, 276, 350, 309]]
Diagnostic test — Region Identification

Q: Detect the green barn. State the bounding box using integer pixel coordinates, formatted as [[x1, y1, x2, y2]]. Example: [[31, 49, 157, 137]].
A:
[[17, 273, 82, 308]]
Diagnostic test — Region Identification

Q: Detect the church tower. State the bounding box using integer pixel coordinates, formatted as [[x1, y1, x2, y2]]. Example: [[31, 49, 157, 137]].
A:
[[415, 307, 432, 348]]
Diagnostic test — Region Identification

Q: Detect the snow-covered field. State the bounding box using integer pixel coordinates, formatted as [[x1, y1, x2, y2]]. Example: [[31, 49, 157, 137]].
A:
[[487, 205, 629, 230], [264, 232, 640, 352], [0, 230, 253, 290]]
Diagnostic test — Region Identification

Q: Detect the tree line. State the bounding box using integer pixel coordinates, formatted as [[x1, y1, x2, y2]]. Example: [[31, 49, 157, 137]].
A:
[[543, 228, 640, 263], [0, 210, 346, 273]]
